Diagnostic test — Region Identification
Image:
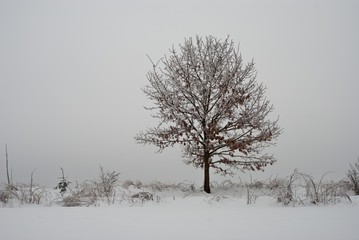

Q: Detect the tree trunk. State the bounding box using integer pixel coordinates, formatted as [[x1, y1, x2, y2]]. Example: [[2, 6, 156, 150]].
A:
[[203, 154, 211, 193]]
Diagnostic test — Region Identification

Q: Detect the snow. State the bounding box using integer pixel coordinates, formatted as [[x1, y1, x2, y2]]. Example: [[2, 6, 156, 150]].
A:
[[1, 195, 358, 240]]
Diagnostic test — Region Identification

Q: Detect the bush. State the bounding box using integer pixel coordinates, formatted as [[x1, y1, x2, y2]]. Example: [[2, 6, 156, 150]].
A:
[[131, 192, 154, 203], [0, 187, 11, 204], [347, 158, 359, 195], [62, 195, 82, 207], [274, 170, 351, 206], [276, 171, 298, 206], [54, 166, 122, 206], [94, 166, 120, 203], [59, 182, 98, 207]]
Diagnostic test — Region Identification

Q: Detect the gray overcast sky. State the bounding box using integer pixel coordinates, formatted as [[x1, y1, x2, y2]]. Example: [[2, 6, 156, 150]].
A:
[[1, 0, 358, 186]]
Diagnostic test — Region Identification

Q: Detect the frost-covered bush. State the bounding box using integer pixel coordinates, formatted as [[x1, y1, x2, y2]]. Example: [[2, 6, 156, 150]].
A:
[[265, 177, 286, 190], [177, 181, 196, 192], [13, 184, 48, 204], [211, 180, 241, 190], [0, 183, 48, 206], [60, 182, 98, 206], [62, 195, 82, 207], [141, 181, 196, 193], [145, 181, 168, 192], [131, 192, 154, 203], [0, 186, 11, 204], [94, 166, 120, 203], [55, 166, 121, 206], [248, 180, 266, 189], [64, 167, 121, 206], [274, 170, 351, 206], [347, 159, 359, 195]]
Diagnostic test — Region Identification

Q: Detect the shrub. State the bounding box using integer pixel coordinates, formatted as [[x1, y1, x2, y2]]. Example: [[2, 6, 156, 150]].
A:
[[275, 170, 351, 206], [62, 195, 82, 207], [347, 158, 359, 195], [94, 166, 120, 204], [276, 170, 298, 206], [131, 192, 154, 203], [0, 188, 11, 204]]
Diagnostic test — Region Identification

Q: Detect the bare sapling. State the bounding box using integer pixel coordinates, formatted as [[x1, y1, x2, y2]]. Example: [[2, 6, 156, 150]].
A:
[[55, 168, 70, 194]]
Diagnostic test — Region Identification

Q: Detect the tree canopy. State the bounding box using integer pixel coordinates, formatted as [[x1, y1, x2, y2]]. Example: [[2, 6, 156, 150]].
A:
[[136, 36, 282, 193]]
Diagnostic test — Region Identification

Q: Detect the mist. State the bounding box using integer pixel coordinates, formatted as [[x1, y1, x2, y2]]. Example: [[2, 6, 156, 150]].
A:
[[1, 0, 358, 187]]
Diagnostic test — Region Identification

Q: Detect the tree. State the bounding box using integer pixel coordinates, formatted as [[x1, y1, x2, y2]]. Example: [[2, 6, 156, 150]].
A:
[[135, 36, 282, 193]]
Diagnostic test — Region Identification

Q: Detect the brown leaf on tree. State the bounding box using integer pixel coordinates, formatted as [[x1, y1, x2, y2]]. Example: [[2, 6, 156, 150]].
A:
[[135, 35, 282, 193]]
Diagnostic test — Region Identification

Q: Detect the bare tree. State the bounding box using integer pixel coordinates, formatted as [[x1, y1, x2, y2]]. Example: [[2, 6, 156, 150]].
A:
[[136, 36, 282, 193]]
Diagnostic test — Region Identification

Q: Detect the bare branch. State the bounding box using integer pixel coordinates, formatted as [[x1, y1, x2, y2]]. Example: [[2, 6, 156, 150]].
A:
[[136, 35, 282, 193]]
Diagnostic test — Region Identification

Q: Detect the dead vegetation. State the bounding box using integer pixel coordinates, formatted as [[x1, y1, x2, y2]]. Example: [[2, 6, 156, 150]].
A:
[[0, 166, 357, 207]]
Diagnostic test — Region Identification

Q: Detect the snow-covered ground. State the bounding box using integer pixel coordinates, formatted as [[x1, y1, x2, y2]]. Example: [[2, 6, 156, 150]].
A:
[[1, 193, 358, 240]]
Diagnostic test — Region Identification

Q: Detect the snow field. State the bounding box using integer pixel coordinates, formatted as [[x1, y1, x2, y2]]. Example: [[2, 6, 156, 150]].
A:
[[1, 196, 358, 240]]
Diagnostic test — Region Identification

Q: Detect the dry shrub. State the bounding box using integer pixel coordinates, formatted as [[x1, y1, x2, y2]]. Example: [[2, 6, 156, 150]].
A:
[[0, 187, 11, 204], [347, 158, 359, 195], [58, 166, 121, 206], [61, 182, 99, 207], [62, 195, 82, 207], [2, 183, 48, 205], [131, 192, 153, 202], [94, 166, 120, 203], [275, 170, 351, 206], [177, 181, 196, 192]]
